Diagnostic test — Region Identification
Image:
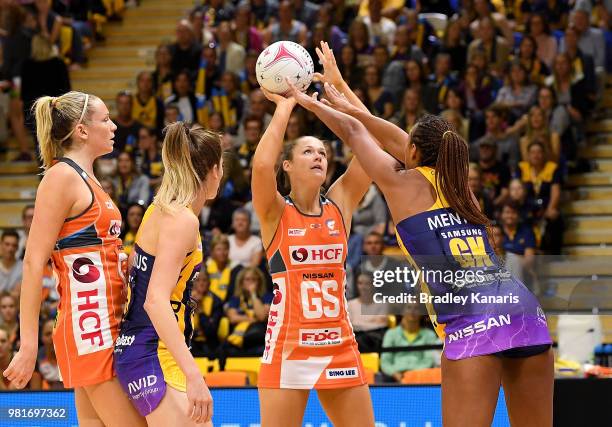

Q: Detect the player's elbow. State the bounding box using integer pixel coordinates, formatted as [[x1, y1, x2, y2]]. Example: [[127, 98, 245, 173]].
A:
[[143, 293, 161, 316], [251, 154, 275, 174]]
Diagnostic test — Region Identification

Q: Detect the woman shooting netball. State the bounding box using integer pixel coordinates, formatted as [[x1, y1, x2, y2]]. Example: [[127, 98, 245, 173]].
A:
[[251, 42, 414, 427]]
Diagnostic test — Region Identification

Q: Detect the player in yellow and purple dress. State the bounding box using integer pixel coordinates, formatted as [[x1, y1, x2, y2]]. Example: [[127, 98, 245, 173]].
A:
[[287, 56, 553, 426]]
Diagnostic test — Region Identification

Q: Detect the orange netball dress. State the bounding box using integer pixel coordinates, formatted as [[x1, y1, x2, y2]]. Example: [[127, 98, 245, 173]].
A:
[[50, 158, 125, 387], [258, 196, 366, 389]]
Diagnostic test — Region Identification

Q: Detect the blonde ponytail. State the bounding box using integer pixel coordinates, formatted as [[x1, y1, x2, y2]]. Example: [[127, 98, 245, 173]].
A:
[[33, 96, 58, 171], [155, 122, 202, 212], [32, 91, 96, 171]]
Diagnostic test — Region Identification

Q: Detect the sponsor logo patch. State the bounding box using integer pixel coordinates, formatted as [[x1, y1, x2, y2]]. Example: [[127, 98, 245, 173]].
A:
[[262, 278, 286, 364], [299, 327, 342, 346], [108, 220, 122, 237], [288, 228, 307, 236], [115, 335, 135, 347], [65, 251, 113, 355], [325, 367, 358, 379], [289, 244, 344, 265]]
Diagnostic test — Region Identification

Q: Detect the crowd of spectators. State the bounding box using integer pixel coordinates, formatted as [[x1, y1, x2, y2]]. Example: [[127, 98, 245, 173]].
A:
[[2, 0, 612, 388]]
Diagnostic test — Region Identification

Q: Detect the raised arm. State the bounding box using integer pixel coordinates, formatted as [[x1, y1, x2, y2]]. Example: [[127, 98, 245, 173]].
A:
[[314, 42, 408, 163], [250, 91, 296, 246], [288, 81, 402, 193]]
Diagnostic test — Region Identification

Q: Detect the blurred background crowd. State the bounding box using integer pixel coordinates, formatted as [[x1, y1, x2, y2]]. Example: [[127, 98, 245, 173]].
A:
[[2, 0, 612, 389]]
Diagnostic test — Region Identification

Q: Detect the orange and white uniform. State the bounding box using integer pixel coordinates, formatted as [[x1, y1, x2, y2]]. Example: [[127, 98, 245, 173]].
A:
[[50, 158, 125, 388], [258, 196, 366, 389]]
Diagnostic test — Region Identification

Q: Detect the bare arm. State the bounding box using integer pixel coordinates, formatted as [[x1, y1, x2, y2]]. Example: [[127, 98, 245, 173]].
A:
[[314, 42, 407, 162], [251, 91, 296, 246], [144, 210, 212, 422], [144, 211, 201, 379], [288, 82, 402, 193], [3, 167, 77, 387]]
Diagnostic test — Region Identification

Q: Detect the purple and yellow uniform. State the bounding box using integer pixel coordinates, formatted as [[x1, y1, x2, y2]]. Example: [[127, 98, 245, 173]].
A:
[[113, 205, 202, 416], [395, 167, 551, 360]]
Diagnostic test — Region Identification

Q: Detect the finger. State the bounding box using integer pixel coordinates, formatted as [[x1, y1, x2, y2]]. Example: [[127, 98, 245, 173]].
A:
[[187, 398, 195, 417], [324, 42, 335, 64], [204, 400, 213, 423], [312, 72, 324, 82], [324, 82, 339, 98], [192, 400, 202, 423], [3, 365, 14, 378], [315, 47, 325, 64], [321, 98, 333, 107], [13, 377, 26, 389], [310, 91, 319, 101], [285, 77, 299, 95]]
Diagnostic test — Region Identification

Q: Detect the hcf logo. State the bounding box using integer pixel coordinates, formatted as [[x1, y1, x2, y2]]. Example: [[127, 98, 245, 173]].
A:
[[289, 244, 343, 265]]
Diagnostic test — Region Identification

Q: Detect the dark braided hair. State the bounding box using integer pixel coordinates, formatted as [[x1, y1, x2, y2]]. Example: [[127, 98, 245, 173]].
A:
[[410, 114, 490, 227]]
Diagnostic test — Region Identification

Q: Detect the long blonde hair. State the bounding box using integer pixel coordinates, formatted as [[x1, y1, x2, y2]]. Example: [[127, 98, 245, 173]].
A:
[[33, 91, 97, 170], [154, 122, 222, 212]]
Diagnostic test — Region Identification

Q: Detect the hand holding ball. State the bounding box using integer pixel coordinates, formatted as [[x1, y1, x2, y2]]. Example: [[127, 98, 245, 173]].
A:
[[256, 41, 314, 95]]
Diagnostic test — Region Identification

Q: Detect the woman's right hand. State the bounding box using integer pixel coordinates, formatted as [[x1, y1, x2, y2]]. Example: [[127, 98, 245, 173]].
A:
[[186, 372, 213, 424], [261, 87, 297, 109], [3, 346, 37, 389]]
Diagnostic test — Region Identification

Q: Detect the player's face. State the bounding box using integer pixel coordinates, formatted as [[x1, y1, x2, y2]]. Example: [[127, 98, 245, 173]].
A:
[[285, 138, 327, 184], [84, 99, 117, 155], [0, 296, 17, 322]]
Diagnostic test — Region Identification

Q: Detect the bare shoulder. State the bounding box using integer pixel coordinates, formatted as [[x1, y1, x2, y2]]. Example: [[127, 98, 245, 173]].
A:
[[158, 206, 200, 236], [36, 163, 84, 204], [38, 162, 80, 189]]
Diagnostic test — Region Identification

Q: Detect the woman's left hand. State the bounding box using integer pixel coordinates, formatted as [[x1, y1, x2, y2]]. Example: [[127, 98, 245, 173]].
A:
[[285, 78, 319, 111]]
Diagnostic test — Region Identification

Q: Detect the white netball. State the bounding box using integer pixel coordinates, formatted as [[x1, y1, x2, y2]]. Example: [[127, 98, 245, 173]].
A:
[[256, 41, 315, 95]]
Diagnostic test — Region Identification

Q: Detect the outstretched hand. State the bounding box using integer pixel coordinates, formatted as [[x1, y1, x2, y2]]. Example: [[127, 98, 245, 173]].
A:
[[285, 78, 320, 112], [320, 82, 357, 115], [312, 41, 344, 87]]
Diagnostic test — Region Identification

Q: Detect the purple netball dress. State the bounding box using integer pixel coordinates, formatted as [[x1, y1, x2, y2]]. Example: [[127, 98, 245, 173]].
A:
[[394, 167, 551, 360]]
